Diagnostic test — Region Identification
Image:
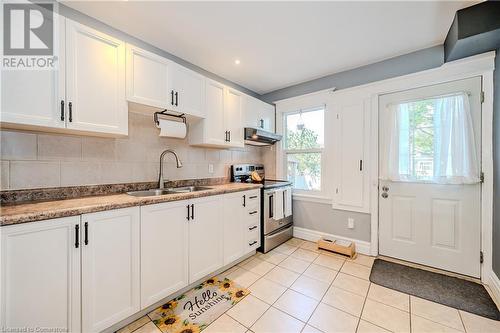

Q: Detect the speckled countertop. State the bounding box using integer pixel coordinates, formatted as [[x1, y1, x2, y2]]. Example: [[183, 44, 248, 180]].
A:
[[0, 183, 261, 227]]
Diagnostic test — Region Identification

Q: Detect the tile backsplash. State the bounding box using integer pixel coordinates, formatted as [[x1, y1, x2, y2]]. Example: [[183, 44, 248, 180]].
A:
[[0, 112, 276, 190]]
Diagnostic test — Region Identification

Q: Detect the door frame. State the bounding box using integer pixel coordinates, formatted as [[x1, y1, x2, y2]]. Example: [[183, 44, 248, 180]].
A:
[[368, 51, 495, 284]]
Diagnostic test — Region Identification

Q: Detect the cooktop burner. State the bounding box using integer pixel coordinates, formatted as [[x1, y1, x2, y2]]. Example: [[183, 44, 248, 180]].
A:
[[231, 164, 292, 189]]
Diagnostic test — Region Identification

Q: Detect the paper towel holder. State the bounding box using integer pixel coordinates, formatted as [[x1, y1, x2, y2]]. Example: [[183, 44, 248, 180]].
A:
[[154, 109, 186, 127]]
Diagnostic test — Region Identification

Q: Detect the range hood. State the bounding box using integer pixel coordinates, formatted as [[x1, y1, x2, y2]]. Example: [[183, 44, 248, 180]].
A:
[[244, 127, 282, 146]]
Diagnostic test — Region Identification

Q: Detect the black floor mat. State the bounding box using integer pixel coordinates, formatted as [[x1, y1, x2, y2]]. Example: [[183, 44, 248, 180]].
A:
[[369, 259, 500, 321]]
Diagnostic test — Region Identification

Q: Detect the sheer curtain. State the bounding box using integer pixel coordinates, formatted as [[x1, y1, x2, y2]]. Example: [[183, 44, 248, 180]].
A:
[[382, 92, 480, 184]]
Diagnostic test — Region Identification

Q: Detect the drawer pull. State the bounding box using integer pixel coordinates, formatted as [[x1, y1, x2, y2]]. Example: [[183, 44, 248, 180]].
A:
[[249, 225, 258, 231], [249, 211, 258, 215], [249, 241, 258, 246], [249, 195, 258, 199]]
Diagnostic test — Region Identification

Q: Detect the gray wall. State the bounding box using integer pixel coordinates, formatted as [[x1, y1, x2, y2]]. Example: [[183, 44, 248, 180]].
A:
[[58, 4, 260, 99], [261, 46, 444, 103], [493, 48, 500, 276], [293, 200, 371, 242]]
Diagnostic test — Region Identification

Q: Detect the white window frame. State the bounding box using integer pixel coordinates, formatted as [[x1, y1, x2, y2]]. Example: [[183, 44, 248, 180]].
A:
[[282, 106, 325, 196]]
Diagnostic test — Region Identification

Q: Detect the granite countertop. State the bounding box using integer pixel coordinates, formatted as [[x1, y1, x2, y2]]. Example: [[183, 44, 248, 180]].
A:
[[0, 183, 262, 227]]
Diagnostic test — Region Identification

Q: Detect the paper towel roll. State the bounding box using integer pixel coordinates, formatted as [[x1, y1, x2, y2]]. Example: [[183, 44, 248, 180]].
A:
[[158, 119, 187, 138]]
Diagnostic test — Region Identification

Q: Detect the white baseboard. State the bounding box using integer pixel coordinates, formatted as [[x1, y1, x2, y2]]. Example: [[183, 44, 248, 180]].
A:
[[486, 270, 500, 309], [293, 226, 371, 256]]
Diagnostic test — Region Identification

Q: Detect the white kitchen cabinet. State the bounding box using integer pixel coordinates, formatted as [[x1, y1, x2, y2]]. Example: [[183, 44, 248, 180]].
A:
[[126, 44, 171, 110], [223, 190, 261, 264], [140, 201, 189, 308], [169, 64, 205, 118], [189, 80, 244, 148], [331, 94, 370, 213], [0, 216, 81, 333], [243, 95, 275, 132], [81, 207, 140, 333], [223, 192, 247, 265], [1, 15, 66, 130], [188, 195, 224, 283], [224, 87, 244, 147], [65, 20, 127, 136]]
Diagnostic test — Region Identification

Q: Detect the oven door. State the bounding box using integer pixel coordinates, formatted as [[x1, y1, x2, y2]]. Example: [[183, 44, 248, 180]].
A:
[[263, 188, 293, 235]]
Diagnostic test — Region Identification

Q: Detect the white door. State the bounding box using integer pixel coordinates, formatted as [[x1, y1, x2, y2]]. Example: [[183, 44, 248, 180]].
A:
[[81, 207, 140, 332], [379, 77, 482, 277], [189, 196, 224, 283], [0, 217, 81, 332], [65, 20, 127, 136], [140, 201, 189, 308], [224, 87, 244, 147], [170, 64, 205, 117], [204, 79, 226, 146], [1, 15, 66, 129], [126, 44, 170, 109], [223, 192, 246, 265]]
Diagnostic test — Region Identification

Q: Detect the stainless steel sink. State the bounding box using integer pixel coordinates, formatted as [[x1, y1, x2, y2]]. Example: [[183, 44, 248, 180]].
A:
[[126, 186, 212, 197]]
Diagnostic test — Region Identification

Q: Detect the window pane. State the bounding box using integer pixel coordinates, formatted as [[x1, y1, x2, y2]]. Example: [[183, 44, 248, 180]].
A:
[[287, 153, 321, 190], [285, 108, 324, 149]]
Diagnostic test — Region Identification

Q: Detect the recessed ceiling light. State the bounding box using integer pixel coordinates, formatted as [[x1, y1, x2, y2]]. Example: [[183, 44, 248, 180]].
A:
[[234, 59, 241, 65]]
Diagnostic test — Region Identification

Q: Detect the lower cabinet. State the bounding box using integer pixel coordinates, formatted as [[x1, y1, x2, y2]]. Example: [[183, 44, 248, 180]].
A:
[[81, 207, 141, 332], [140, 201, 189, 308], [0, 216, 81, 333], [188, 195, 224, 283]]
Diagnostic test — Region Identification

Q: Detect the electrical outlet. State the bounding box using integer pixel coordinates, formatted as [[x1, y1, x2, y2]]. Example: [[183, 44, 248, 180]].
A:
[[208, 164, 214, 174], [348, 218, 355, 229]]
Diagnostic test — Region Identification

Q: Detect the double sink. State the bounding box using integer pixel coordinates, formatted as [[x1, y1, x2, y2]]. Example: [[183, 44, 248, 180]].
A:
[[127, 186, 212, 197]]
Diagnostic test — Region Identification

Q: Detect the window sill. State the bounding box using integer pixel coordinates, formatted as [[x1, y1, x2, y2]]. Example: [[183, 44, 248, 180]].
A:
[[292, 193, 332, 205]]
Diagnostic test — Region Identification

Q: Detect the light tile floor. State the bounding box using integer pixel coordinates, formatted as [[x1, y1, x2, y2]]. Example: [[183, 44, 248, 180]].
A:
[[118, 238, 500, 333]]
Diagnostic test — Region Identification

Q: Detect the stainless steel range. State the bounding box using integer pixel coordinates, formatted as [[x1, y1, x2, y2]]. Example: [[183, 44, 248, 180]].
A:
[[231, 164, 293, 253]]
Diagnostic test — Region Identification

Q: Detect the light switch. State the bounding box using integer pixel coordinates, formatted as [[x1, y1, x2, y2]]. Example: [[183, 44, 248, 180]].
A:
[[348, 218, 355, 229]]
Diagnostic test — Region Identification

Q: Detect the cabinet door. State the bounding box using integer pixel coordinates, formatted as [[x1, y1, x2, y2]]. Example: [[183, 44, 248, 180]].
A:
[[223, 192, 246, 265], [126, 44, 170, 109], [332, 96, 370, 213], [189, 196, 224, 283], [1, 15, 65, 129], [0, 217, 80, 332], [140, 201, 189, 308], [65, 20, 127, 136], [243, 96, 275, 132], [170, 65, 205, 118], [81, 207, 140, 332], [224, 87, 244, 147], [203, 79, 226, 146], [260, 101, 275, 132]]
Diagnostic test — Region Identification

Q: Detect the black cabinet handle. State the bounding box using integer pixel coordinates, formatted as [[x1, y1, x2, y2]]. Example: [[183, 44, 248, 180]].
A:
[[84, 222, 88, 245], [249, 195, 258, 199], [75, 224, 79, 248], [187, 205, 190, 221], [175, 91, 178, 106], [171, 90, 175, 105], [249, 211, 257, 215], [191, 204, 194, 220], [243, 195, 246, 207], [68, 102, 73, 122], [359, 160, 363, 171], [228, 131, 231, 142], [60, 100, 65, 121], [249, 225, 258, 230], [249, 241, 257, 246]]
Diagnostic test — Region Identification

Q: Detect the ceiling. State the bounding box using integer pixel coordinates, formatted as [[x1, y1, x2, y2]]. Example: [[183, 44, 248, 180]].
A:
[[62, 1, 478, 95]]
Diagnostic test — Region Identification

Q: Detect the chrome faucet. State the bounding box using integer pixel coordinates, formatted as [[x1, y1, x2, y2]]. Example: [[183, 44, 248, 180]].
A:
[[158, 149, 183, 189]]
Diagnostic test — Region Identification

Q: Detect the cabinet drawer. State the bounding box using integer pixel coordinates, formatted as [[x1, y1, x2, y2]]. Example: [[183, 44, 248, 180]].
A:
[[247, 227, 260, 241]]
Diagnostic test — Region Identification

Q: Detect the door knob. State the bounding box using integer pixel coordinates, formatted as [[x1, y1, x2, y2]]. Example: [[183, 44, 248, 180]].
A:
[[381, 192, 388, 199]]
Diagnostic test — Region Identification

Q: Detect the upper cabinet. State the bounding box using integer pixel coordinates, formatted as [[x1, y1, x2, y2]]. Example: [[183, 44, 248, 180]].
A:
[[126, 45, 171, 109], [126, 44, 205, 118], [189, 79, 244, 148], [1, 17, 128, 137], [243, 96, 275, 132], [65, 20, 128, 136]]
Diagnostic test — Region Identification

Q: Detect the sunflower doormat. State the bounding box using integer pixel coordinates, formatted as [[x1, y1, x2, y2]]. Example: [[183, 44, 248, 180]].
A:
[[147, 277, 249, 333]]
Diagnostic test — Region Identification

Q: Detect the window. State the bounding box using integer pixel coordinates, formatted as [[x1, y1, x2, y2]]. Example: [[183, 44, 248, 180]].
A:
[[283, 107, 324, 191]]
